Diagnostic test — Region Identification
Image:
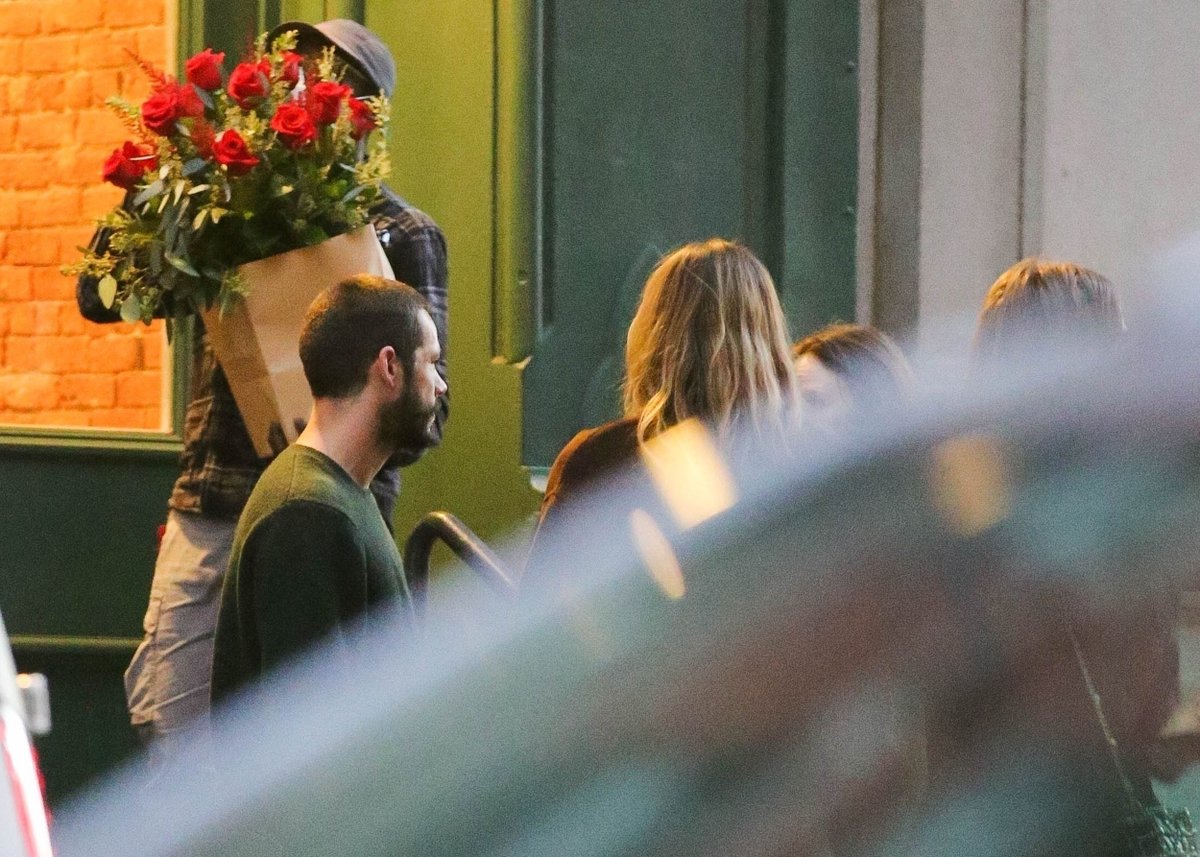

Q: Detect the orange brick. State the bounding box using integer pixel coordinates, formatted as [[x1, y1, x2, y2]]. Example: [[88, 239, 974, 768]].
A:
[[0, 193, 17, 229], [0, 115, 17, 149], [87, 335, 139, 371], [62, 72, 91, 109], [141, 331, 164, 368], [32, 267, 72, 300], [88, 406, 143, 428], [12, 231, 60, 266], [33, 302, 60, 335], [0, 373, 59, 410], [15, 111, 74, 150], [0, 2, 43, 37], [33, 409, 92, 427], [57, 303, 90, 336], [0, 306, 8, 337], [0, 267, 33, 301], [28, 74, 69, 109], [0, 153, 51, 190], [106, 3, 164, 28], [75, 106, 124, 144], [77, 33, 136, 70], [8, 304, 34, 335], [0, 411, 36, 425], [89, 68, 122, 104], [59, 373, 115, 408], [35, 334, 92, 372], [19, 35, 78, 74], [5, 337, 38, 371], [81, 184, 122, 219], [44, 0, 105, 33], [5, 76, 29, 108], [136, 27, 167, 62], [20, 187, 81, 228], [116, 370, 159, 406]]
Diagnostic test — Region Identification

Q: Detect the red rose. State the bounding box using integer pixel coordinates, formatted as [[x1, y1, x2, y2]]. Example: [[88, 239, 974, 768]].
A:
[[270, 102, 316, 149], [102, 141, 157, 189], [347, 98, 377, 140], [141, 82, 204, 135], [227, 60, 270, 108], [212, 129, 259, 176], [280, 51, 303, 85], [306, 80, 350, 125], [177, 83, 205, 119], [185, 48, 225, 91]]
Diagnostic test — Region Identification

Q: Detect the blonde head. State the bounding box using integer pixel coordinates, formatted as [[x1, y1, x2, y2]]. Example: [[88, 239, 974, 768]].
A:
[[623, 238, 797, 443]]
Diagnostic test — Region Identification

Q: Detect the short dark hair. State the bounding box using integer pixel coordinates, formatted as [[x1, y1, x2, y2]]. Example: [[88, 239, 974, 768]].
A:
[[792, 323, 911, 399], [299, 275, 429, 399], [972, 258, 1123, 362]]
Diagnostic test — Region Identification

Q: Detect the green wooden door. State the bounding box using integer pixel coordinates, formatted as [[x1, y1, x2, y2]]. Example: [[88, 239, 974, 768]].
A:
[[523, 0, 859, 466]]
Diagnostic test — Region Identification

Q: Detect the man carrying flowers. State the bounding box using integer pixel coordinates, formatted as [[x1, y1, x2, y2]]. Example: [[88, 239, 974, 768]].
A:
[[74, 19, 449, 760]]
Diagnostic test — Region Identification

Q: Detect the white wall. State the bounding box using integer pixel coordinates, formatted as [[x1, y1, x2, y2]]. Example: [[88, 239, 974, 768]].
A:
[[861, 0, 1200, 346]]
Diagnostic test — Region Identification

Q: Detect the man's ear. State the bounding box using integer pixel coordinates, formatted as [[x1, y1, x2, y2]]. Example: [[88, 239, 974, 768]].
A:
[[375, 345, 404, 390]]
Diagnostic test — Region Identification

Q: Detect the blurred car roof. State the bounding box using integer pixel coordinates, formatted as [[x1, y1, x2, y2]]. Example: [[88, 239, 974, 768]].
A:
[[52, 285, 1200, 857]]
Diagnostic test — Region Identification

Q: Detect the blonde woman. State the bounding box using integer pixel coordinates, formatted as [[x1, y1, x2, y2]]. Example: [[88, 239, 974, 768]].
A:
[[523, 238, 797, 587]]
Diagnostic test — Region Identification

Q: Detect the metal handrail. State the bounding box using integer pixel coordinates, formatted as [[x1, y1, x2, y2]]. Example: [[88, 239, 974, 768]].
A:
[[402, 511, 516, 613]]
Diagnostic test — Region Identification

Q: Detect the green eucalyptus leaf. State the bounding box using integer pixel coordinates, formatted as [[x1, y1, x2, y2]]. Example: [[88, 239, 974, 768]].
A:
[[133, 180, 164, 207], [119, 295, 142, 324], [165, 253, 200, 277], [98, 274, 117, 309], [195, 88, 214, 110], [183, 158, 207, 177], [340, 185, 367, 204]]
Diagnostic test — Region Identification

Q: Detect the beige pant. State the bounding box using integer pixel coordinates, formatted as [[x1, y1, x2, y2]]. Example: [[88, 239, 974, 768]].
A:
[[124, 510, 236, 741]]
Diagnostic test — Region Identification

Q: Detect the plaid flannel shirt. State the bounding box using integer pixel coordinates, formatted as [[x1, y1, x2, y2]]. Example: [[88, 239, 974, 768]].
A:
[[168, 186, 449, 520]]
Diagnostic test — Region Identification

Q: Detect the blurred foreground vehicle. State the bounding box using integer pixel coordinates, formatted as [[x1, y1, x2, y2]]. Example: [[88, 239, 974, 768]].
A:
[[52, 299, 1200, 856], [0, 611, 52, 857]]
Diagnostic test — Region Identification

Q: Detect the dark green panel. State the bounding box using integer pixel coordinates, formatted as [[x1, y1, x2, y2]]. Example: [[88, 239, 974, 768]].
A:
[[522, 0, 860, 467], [13, 647, 137, 807], [524, 0, 758, 467], [781, 0, 859, 336], [0, 447, 178, 637]]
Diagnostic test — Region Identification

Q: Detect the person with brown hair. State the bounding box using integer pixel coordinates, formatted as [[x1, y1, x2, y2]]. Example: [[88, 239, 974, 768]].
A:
[[971, 257, 1124, 363], [791, 323, 910, 436], [211, 275, 446, 703], [523, 238, 797, 588]]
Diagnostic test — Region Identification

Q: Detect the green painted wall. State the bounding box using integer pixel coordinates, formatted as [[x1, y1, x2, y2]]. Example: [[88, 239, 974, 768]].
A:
[[368, 0, 542, 553]]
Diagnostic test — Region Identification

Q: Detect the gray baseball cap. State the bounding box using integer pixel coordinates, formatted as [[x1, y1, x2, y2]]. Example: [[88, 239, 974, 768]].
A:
[[267, 19, 396, 98]]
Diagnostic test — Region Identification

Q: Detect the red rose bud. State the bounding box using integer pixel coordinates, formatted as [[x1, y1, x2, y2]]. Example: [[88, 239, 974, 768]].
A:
[[227, 60, 270, 108], [347, 98, 377, 140], [178, 83, 205, 119], [185, 48, 225, 91], [212, 129, 259, 176], [306, 81, 351, 125], [270, 102, 316, 149], [102, 141, 158, 189], [280, 51, 303, 85]]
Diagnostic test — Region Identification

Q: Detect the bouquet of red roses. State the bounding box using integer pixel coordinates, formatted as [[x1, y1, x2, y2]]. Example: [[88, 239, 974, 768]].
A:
[[66, 30, 391, 327]]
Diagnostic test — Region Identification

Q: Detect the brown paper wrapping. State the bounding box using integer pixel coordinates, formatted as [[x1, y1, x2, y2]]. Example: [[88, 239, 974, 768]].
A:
[[201, 224, 394, 457]]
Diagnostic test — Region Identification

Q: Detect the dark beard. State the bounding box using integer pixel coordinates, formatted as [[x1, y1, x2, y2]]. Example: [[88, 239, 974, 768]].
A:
[[377, 384, 438, 454]]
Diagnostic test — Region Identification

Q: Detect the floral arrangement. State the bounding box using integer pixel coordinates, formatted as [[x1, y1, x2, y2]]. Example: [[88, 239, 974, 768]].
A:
[[65, 31, 391, 326]]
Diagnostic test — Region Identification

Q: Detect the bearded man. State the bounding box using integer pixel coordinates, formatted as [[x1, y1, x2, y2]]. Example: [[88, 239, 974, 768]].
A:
[[211, 275, 445, 701]]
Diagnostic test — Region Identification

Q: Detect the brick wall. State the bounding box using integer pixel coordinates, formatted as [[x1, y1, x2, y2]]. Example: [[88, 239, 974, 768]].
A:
[[0, 0, 169, 430]]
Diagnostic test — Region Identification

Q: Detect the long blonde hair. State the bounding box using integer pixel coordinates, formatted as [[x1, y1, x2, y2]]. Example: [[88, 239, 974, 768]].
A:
[[623, 238, 797, 443]]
